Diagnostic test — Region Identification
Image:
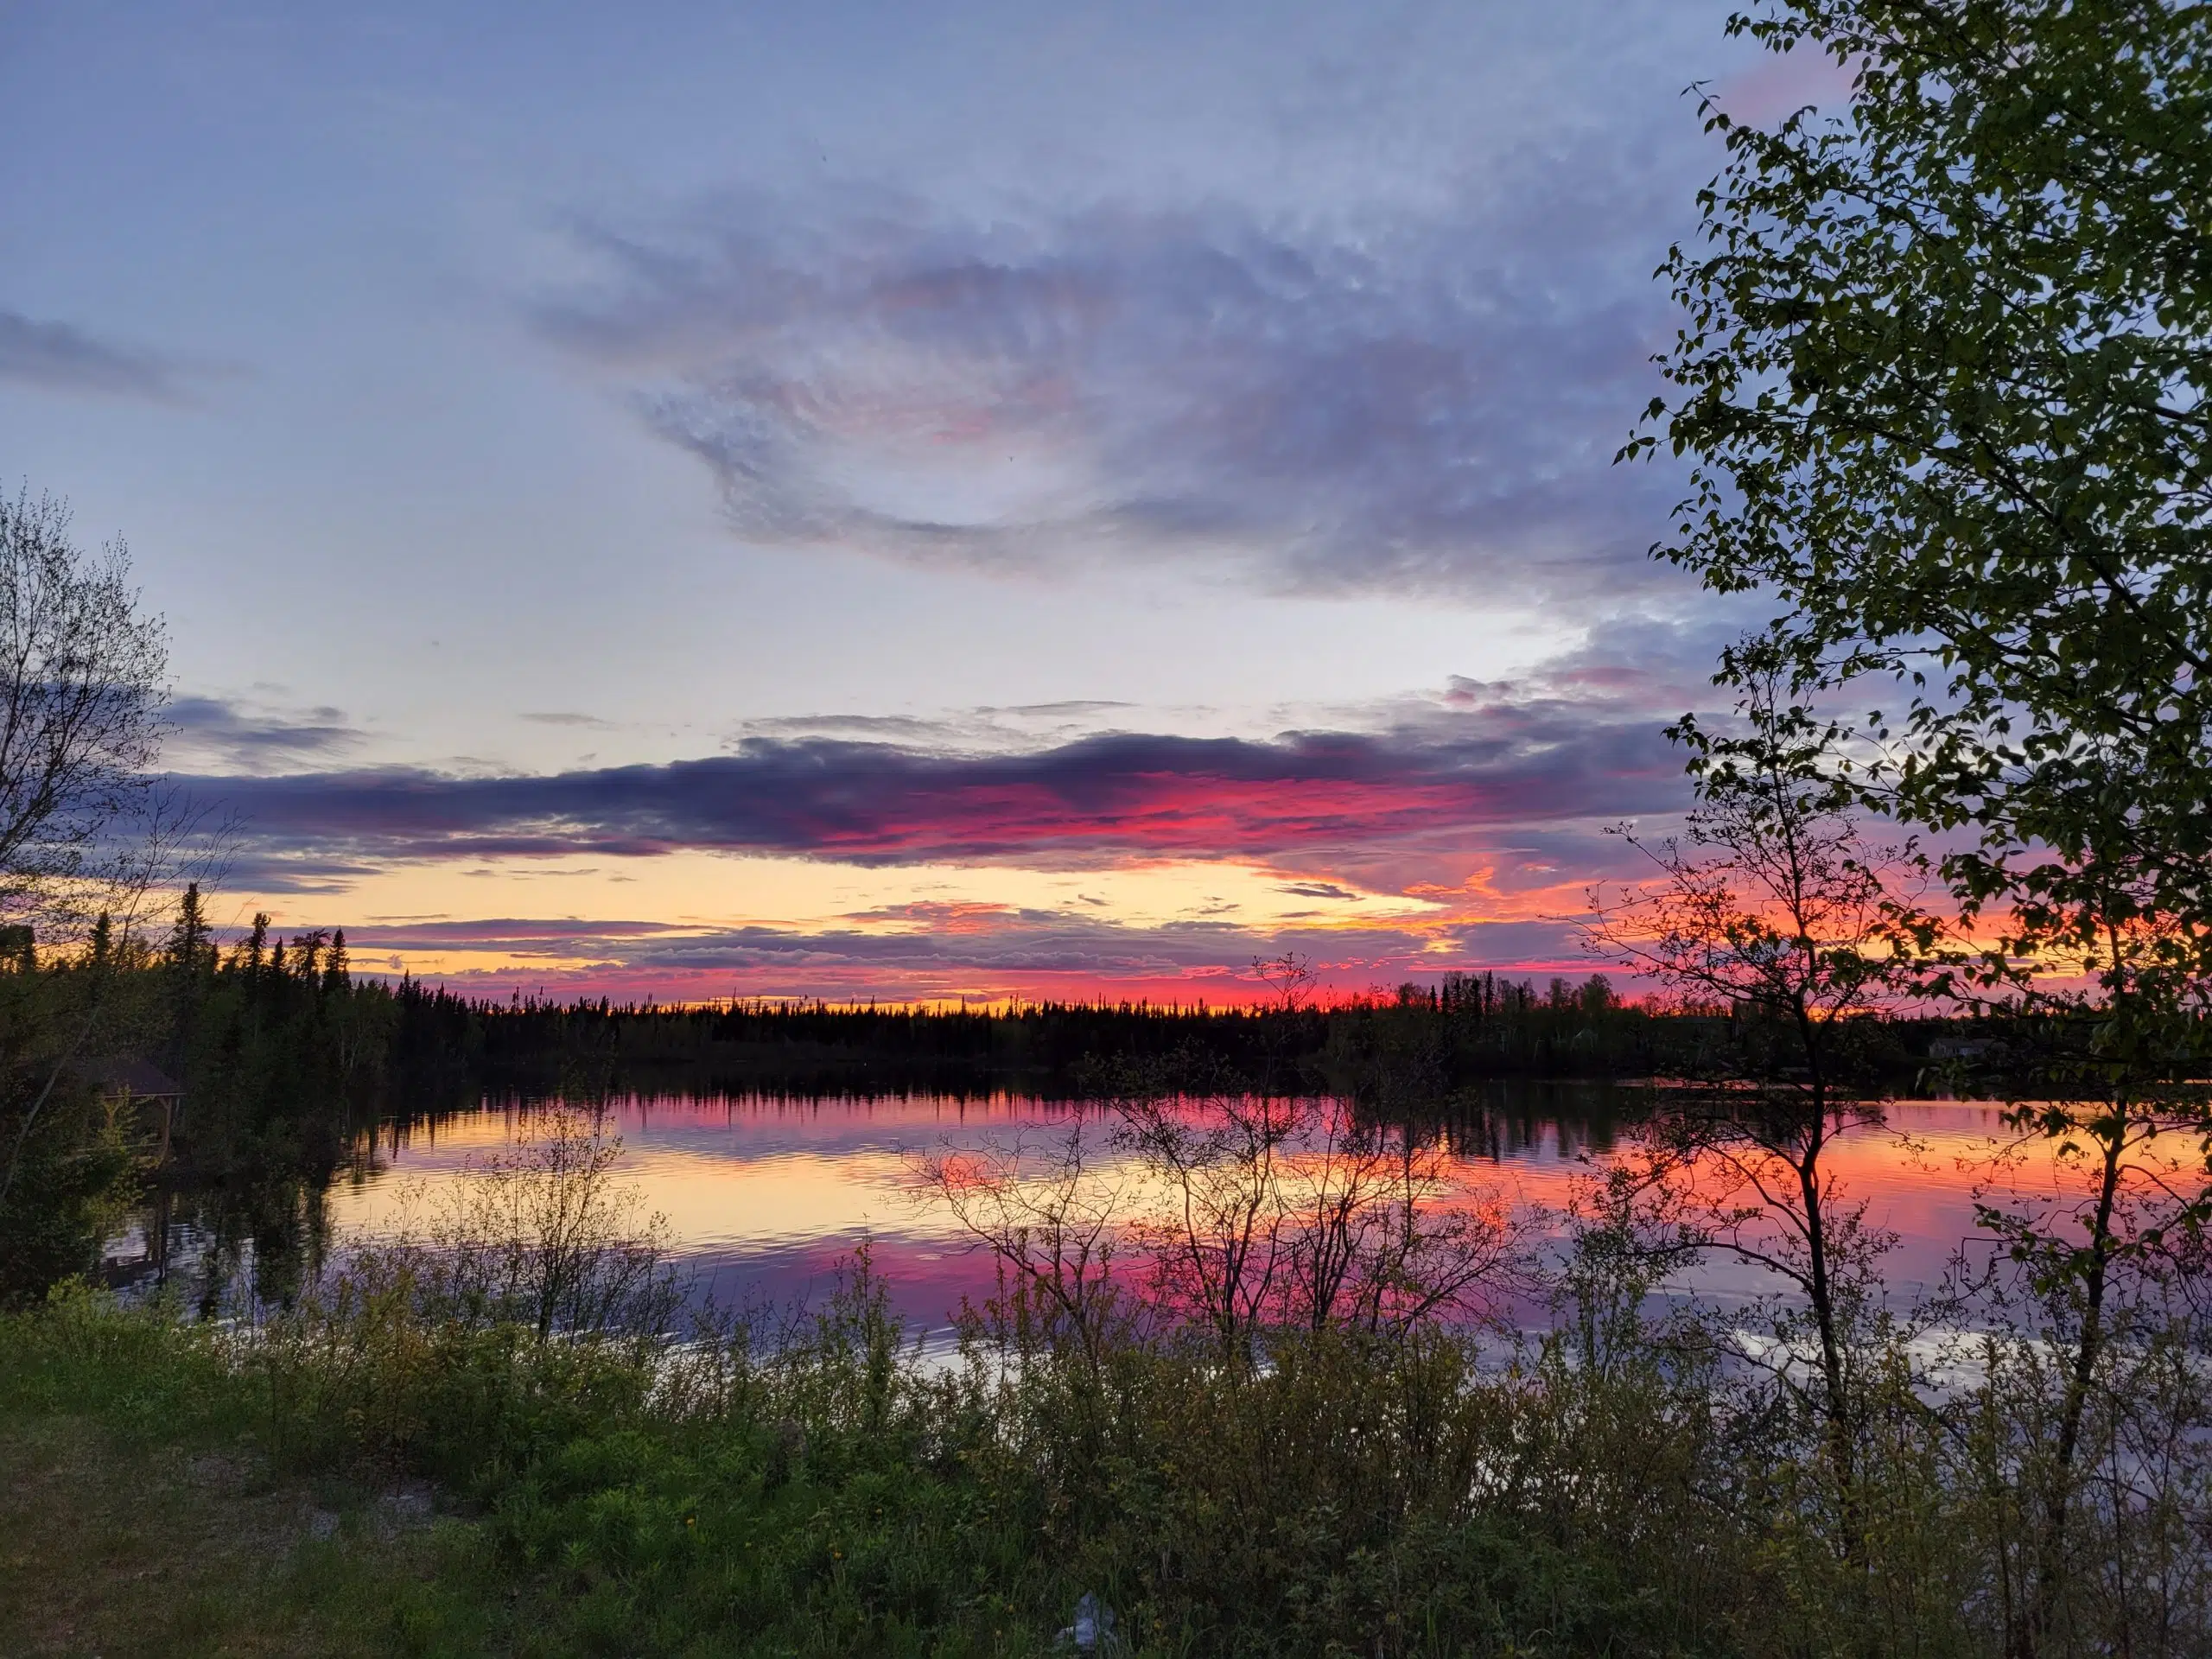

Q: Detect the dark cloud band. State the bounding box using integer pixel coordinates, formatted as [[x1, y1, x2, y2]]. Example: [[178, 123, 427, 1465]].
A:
[[192, 709, 1686, 881]]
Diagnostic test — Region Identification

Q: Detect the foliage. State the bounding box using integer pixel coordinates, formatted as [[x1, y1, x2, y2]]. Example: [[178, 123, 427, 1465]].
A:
[[378, 972, 1897, 1103], [1638, 10, 2212, 1649], [1639, 0, 2212, 956], [0, 488, 191, 1307], [1586, 650, 1945, 1562], [0, 918, 168, 1306], [0, 486, 167, 930]]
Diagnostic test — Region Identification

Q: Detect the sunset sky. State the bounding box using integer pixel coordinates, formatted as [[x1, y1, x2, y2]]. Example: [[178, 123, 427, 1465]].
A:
[[0, 2, 1854, 1002]]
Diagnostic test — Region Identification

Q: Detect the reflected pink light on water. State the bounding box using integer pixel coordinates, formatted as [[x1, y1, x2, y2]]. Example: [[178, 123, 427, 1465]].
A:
[[326, 1093, 2075, 1332]]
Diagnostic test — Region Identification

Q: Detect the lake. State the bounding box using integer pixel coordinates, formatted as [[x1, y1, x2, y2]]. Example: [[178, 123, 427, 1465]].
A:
[[118, 1086, 2068, 1335], [319, 1086, 2047, 1329]]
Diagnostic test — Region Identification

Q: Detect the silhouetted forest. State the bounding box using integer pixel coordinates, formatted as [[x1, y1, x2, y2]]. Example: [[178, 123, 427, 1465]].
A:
[[380, 969, 1967, 1102]]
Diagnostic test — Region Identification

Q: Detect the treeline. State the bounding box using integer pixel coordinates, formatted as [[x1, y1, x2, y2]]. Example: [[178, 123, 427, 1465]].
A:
[[378, 969, 1955, 1097], [0, 884, 416, 1304], [161, 893, 398, 1170]]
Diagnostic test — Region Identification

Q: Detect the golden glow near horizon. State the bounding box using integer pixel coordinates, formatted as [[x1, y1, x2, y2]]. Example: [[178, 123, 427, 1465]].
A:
[[213, 849, 1467, 982], [197, 840, 2036, 1001]]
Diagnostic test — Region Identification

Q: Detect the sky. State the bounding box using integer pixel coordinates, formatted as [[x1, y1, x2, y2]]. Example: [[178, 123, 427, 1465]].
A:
[[0, 1, 1854, 1003]]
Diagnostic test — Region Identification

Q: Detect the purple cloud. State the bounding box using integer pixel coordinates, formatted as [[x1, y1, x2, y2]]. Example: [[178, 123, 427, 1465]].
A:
[[191, 703, 1689, 888], [536, 166, 1693, 598]]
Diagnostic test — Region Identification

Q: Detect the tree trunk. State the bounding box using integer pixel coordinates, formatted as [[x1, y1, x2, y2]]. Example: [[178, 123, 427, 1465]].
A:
[[2014, 1109, 2126, 1658]]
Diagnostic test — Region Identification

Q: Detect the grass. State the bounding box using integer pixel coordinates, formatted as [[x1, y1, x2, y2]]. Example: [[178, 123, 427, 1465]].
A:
[[0, 1287, 1079, 1657], [0, 1412, 491, 1657], [0, 1285, 519, 1656], [0, 1278, 1739, 1658], [8, 1268, 2209, 1657]]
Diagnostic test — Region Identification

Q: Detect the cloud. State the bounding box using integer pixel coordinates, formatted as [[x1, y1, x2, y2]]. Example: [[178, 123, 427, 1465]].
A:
[[1444, 607, 1763, 714], [319, 903, 1605, 1005], [535, 162, 1693, 600], [194, 712, 1672, 871], [168, 696, 366, 772], [342, 917, 683, 947], [203, 671, 1705, 998], [0, 309, 192, 402], [1277, 880, 1359, 901], [521, 711, 620, 729], [1711, 46, 1860, 128], [736, 712, 971, 744], [190, 696, 1688, 890], [732, 700, 1158, 756], [985, 701, 1136, 718]]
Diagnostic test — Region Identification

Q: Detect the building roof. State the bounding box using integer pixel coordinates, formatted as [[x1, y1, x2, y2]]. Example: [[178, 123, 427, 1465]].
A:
[[77, 1057, 184, 1099]]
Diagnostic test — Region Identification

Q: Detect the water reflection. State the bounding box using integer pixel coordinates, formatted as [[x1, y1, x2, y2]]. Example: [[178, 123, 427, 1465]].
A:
[[111, 1084, 2037, 1332]]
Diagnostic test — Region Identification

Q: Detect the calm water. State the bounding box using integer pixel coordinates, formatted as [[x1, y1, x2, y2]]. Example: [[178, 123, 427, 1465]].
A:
[[286, 1086, 2038, 1334]]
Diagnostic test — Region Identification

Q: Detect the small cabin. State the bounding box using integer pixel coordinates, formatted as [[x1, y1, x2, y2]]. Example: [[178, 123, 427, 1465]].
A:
[[78, 1057, 185, 1103], [76, 1057, 188, 1159]]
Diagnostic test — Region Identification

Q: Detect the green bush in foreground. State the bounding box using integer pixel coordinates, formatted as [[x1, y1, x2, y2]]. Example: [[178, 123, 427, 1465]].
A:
[[10, 1264, 2204, 1656], [1, 1272, 1746, 1658]]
